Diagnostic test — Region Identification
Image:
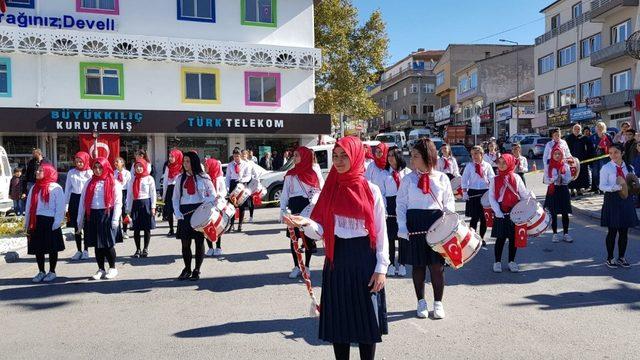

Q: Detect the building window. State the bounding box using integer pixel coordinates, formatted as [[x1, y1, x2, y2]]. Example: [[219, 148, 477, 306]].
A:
[[558, 86, 576, 106], [178, 0, 215, 23], [463, 105, 473, 120], [580, 33, 601, 59], [403, 87, 407, 97], [611, 69, 632, 93], [393, 91, 398, 101], [410, 84, 418, 93], [458, 76, 469, 94], [580, 79, 601, 103], [612, 20, 631, 44], [424, 83, 435, 93], [410, 105, 417, 115], [436, 71, 444, 86], [572, 3, 582, 19], [423, 105, 434, 114], [5, 0, 34, 9], [80, 62, 124, 100], [242, 0, 276, 27], [0, 58, 11, 98], [470, 71, 478, 90], [538, 93, 554, 111], [551, 14, 560, 30], [245, 72, 280, 106], [558, 44, 576, 67], [77, 0, 119, 14], [182, 67, 220, 103], [538, 54, 554, 74]]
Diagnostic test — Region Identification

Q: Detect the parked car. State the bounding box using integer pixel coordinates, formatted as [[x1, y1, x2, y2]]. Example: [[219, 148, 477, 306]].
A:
[[408, 129, 431, 149], [503, 133, 540, 153], [0, 147, 13, 213], [449, 145, 471, 170], [375, 131, 406, 150], [520, 137, 551, 159]]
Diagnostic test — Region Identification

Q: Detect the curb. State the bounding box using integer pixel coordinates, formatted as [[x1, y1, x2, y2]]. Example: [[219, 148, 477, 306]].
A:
[[571, 204, 640, 234]]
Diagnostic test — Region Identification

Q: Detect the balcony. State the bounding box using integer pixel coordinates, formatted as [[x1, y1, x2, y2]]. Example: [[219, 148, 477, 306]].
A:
[[381, 67, 431, 89], [456, 87, 479, 102], [535, 11, 591, 46], [590, 89, 640, 111], [591, 41, 628, 66], [590, 0, 639, 22]]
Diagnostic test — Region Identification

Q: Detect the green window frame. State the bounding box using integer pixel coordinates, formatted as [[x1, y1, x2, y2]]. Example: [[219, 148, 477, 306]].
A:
[[241, 0, 276, 28], [79, 62, 124, 100]]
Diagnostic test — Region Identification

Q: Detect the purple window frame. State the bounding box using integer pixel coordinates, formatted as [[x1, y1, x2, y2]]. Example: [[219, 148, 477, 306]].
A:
[[76, 0, 120, 15], [244, 72, 281, 107]]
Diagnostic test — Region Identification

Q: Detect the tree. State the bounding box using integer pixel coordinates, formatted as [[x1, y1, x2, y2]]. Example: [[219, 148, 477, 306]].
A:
[[314, 0, 388, 128]]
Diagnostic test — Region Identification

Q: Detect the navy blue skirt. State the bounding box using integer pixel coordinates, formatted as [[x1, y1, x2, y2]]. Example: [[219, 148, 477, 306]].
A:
[[544, 185, 572, 215], [465, 189, 487, 219], [319, 236, 388, 344], [406, 209, 445, 266], [131, 198, 156, 231], [28, 215, 64, 255], [162, 184, 174, 219], [176, 203, 204, 241], [84, 209, 121, 249], [66, 193, 81, 228], [491, 214, 515, 239], [385, 196, 398, 241], [601, 192, 639, 229]]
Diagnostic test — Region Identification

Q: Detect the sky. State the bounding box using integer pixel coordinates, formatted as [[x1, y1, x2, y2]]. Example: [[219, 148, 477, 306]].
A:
[[353, 0, 551, 66]]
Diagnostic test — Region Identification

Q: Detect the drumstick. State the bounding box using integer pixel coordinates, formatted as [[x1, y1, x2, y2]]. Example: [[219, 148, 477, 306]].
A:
[[285, 210, 320, 317]]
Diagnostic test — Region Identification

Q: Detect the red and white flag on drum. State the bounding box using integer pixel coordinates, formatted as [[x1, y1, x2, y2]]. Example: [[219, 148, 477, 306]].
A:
[[515, 223, 528, 248], [442, 236, 463, 268], [483, 208, 494, 228]]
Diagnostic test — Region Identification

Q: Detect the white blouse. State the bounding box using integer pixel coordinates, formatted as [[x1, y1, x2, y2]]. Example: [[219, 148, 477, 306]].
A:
[[225, 160, 252, 189], [461, 161, 495, 191], [543, 164, 573, 186], [64, 168, 93, 204], [543, 139, 572, 167], [280, 172, 324, 215], [24, 183, 66, 231], [599, 161, 631, 193], [487, 175, 534, 218], [515, 156, 529, 173], [382, 167, 412, 198], [436, 156, 460, 177], [172, 173, 216, 220], [114, 168, 131, 189], [162, 167, 181, 198], [126, 175, 157, 213], [483, 153, 500, 167], [303, 182, 390, 274], [368, 166, 389, 202], [396, 170, 456, 239], [77, 180, 123, 228]]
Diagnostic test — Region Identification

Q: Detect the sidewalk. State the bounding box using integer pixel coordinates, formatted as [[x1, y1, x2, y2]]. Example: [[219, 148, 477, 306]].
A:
[[571, 193, 640, 231]]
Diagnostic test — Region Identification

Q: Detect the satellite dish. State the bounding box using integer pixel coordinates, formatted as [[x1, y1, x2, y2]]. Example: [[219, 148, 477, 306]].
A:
[[625, 31, 640, 60]]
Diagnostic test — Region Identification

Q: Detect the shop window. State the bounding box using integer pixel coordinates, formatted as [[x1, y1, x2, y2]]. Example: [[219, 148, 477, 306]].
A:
[[245, 72, 280, 106], [77, 0, 119, 15], [182, 67, 220, 104], [80, 62, 124, 100], [242, 0, 276, 27], [3, 136, 38, 169], [178, 0, 216, 23], [6, 0, 35, 9], [0, 58, 11, 97], [168, 137, 228, 161], [56, 136, 81, 172]]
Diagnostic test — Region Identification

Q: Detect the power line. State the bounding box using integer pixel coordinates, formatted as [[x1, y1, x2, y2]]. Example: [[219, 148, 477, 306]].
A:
[[470, 17, 545, 43]]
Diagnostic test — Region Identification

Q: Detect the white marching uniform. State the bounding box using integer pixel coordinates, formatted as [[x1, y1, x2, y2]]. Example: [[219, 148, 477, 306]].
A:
[[225, 160, 252, 189], [515, 156, 529, 173], [64, 169, 93, 206], [25, 184, 66, 230], [77, 181, 124, 228], [125, 175, 157, 213], [172, 174, 216, 220], [483, 153, 500, 168], [461, 161, 495, 191], [543, 139, 572, 167], [487, 176, 533, 218], [436, 156, 460, 177], [114, 169, 131, 188]]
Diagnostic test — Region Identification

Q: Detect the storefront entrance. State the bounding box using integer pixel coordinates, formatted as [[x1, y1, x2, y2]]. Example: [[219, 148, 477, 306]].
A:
[[167, 136, 228, 162], [2, 136, 38, 170]]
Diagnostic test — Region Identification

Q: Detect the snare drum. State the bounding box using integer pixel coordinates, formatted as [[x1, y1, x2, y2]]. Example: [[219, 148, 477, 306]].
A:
[[426, 212, 482, 269], [450, 176, 463, 200], [229, 183, 251, 207], [566, 157, 580, 181], [480, 192, 494, 227], [190, 200, 236, 241], [510, 198, 550, 237]]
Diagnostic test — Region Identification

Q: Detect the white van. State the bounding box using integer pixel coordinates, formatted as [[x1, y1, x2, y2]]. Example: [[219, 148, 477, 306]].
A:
[[375, 131, 407, 150], [0, 147, 14, 213], [408, 129, 431, 149]]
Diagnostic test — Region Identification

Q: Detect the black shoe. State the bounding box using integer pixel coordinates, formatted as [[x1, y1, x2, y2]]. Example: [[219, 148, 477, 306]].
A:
[[190, 270, 200, 281], [167, 231, 175, 237], [237, 227, 242, 233], [605, 259, 618, 269], [178, 268, 192, 280], [141, 249, 149, 258], [616, 258, 631, 268], [132, 250, 141, 258], [481, 240, 488, 250]]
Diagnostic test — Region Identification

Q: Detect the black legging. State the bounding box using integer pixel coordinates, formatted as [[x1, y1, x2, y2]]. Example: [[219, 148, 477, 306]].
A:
[[134, 230, 150, 251], [412, 264, 445, 302], [181, 238, 205, 271], [206, 236, 222, 249], [469, 215, 487, 240], [248, 196, 254, 218], [95, 247, 116, 270], [74, 230, 87, 252], [551, 213, 570, 234], [606, 227, 629, 260], [36, 253, 58, 273], [494, 237, 517, 262], [167, 211, 174, 233], [291, 241, 311, 268], [121, 190, 128, 233], [333, 343, 376, 360]]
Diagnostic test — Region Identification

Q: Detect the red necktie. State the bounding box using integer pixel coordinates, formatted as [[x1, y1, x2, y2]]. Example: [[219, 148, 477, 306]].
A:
[[443, 158, 450, 170], [616, 166, 625, 178], [185, 175, 196, 195], [475, 163, 483, 178], [117, 172, 123, 183], [235, 162, 240, 174], [418, 173, 430, 194], [392, 171, 400, 189]]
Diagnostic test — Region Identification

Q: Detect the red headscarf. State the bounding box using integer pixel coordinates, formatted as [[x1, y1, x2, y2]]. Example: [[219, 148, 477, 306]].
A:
[[285, 146, 320, 189], [28, 163, 58, 232], [547, 146, 565, 195], [132, 159, 150, 200], [75, 151, 91, 171], [205, 158, 222, 188], [598, 134, 611, 154], [364, 144, 375, 160], [373, 143, 389, 170], [167, 149, 183, 181], [84, 157, 115, 215], [310, 137, 376, 264], [494, 154, 519, 213]]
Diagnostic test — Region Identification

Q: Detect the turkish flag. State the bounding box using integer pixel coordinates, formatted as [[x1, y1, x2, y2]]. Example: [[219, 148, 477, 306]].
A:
[[0, 1, 7, 14], [79, 134, 120, 166], [483, 208, 494, 228], [515, 223, 528, 248], [252, 192, 262, 207], [443, 236, 463, 268]]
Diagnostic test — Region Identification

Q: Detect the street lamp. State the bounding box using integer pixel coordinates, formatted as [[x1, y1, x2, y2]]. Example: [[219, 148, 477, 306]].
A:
[[500, 39, 519, 139]]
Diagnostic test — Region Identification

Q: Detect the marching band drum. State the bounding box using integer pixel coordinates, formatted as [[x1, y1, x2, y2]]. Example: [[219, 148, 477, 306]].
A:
[[190, 199, 237, 241], [480, 191, 494, 227], [566, 157, 581, 181], [450, 176, 463, 200], [510, 197, 550, 237], [425, 212, 482, 269], [229, 178, 260, 207]]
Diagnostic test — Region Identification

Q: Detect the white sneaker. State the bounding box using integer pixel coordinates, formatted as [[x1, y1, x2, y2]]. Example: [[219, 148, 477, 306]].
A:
[[387, 265, 396, 276], [397, 265, 407, 277], [43, 272, 57, 282], [70, 251, 82, 261], [92, 270, 106, 280], [288, 267, 301, 279], [508, 262, 519, 273], [493, 262, 502, 273], [552, 233, 562, 243], [213, 248, 223, 256], [123, 233, 130, 240], [416, 299, 428, 319], [248, 217, 254, 223], [205, 248, 214, 257], [32, 271, 46, 283], [105, 268, 118, 279], [563, 234, 573, 243], [81, 250, 90, 260], [433, 301, 445, 319]]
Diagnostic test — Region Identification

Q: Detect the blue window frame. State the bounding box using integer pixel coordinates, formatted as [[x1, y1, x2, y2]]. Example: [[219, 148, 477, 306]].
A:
[[177, 0, 215, 23], [6, 0, 35, 9], [0, 58, 12, 98]]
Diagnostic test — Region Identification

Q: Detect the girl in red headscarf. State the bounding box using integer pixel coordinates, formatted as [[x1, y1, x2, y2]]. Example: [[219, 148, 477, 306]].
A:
[[383, 146, 411, 278], [163, 149, 183, 237], [204, 157, 227, 256], [543, 146, 573, 244], [64, 151, 93, 261], [126, 159, 157, 258], [279, 146, 324, 279], [488, 154, 535, 273], [25, 163, 66, 283], [284, 137, 389, 359], [78, 157, 124, 281], [461, 145, 495, 248]]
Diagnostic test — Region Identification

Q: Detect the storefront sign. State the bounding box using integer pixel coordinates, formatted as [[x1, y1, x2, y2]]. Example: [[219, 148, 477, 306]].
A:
[[0, 13, 117, 31], [412, 120, 426, 127], [434, 106, 451, 122], [435, 119, 451, 127], [513, 104, 536, 119], [546, 105, 571, 127], [0, 108, 332, 135], [586, 96, 602, 109], [479, 106, 493, 121], [495, 105, 512, 122], [569, 106, 596, 122]]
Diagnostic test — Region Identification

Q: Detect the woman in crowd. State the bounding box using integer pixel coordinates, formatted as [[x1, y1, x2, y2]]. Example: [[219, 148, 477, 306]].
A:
[[544, 146, 573, 243], [225, 149, 252, 232], [462, 146, 495, 248], [204, 157, 227, 256], [484, 140, 500, 174], [114, 157, 131, 239], [126, 159, 157, 258], [241, 149, 256, 223], [511, 143, 528, 185], [436, 143, 460, 180], [566, 124, 594, 196], [65, 151, 93, 261], [163, 149, 183, 237], [593, 122, 613, 194]]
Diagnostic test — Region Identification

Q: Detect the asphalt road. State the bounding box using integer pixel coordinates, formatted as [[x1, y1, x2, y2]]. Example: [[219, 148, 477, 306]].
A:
[[0, 173, 638, 360]]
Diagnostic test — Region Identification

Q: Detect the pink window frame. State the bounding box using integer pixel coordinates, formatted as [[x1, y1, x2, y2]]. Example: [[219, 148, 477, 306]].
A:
[[244, 72, 281, 107], [76, 0, 120, 15]]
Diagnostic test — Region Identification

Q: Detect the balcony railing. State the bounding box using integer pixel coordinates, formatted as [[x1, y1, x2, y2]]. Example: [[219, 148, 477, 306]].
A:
[[591, 41, 627, 66], [590, 89, 640, 111], [381, 67, 431, 88], [456, 87, 479, 102], [590, 0, 639, 21], [535, 11, 591, 46]]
